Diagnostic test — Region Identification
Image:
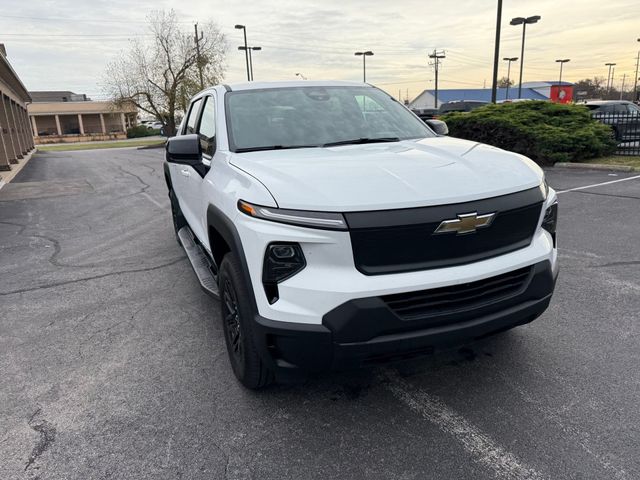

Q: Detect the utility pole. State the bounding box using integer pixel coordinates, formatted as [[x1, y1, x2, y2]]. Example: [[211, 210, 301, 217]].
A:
[[194, 23, 204, 90], [491, 0, 503, 103], [429, 49, 445, 109], [620, 73, 626, 100]]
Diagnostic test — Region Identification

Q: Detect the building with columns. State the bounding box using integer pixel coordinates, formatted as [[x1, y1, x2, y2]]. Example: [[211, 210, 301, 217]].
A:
[[0, 45, 35, 173], [28, 91, 137, 144]]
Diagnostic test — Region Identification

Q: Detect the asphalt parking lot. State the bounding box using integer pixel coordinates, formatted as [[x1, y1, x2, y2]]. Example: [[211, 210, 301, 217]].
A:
[[1, 148, 639, 480]]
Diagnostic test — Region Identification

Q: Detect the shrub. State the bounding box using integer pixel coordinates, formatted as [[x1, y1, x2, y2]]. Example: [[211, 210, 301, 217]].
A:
[[440, 101, 617, 165], [127, 125, 161, 138]]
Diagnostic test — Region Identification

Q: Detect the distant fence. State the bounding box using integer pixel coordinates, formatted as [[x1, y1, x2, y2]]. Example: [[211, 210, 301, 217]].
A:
[[592, 112, 640, 156]]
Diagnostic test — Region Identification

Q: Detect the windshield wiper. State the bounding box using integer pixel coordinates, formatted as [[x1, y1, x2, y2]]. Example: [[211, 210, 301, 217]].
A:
[[235, 145, 318, 153], [322, 137, 400, 147]]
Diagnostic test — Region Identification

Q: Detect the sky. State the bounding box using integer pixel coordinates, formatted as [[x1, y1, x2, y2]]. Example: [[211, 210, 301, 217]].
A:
[[1, 0, 639, 103]]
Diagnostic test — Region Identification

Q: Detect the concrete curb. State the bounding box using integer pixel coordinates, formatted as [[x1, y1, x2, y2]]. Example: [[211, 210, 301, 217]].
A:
[[0, 149, 37, 188], [554, 162, 636, 173]]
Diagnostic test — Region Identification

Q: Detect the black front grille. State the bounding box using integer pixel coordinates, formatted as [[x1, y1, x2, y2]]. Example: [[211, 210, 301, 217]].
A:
[[382, 266, 533, 320], [346, 187, 545, 275]]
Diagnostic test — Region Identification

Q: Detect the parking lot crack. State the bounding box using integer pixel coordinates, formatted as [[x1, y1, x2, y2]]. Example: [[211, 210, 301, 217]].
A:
[[0, 256, 186, 296], [24, 408, 57, 472]]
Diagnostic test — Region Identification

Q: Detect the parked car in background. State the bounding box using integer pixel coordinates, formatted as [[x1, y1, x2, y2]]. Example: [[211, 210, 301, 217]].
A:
[[411, 108, 439, 121], [585, 100, 640, 142], [439, 100, 488, 114], [148, 121, 164, 130]]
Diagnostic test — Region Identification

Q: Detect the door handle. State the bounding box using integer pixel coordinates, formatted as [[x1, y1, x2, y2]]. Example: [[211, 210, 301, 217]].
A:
[[180, 168, 190, 177]]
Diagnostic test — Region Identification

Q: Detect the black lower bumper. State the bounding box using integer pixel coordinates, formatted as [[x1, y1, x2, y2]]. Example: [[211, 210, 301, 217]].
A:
[[252, 260, 557, 373]]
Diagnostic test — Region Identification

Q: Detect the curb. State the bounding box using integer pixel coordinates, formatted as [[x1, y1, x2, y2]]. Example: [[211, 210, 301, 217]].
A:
[[554, 162, 636, 173]]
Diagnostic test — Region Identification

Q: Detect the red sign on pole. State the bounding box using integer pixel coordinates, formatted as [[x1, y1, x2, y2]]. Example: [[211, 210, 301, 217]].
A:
[[550, 85, 573, 103]]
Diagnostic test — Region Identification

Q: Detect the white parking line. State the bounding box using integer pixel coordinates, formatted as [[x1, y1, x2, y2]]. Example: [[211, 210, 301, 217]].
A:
[[382, 370, 547, 480], [556, 174, 640, 194]]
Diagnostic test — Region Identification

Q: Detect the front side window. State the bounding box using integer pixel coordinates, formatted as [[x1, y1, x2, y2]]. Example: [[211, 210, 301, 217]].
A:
[[225, 86, 433, 152], [198, 97, 216, 156], [184, 98, 203, 134]]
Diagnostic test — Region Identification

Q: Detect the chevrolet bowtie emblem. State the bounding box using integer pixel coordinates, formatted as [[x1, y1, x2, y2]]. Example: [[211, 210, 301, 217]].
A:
[[433, 212, 496, 235]]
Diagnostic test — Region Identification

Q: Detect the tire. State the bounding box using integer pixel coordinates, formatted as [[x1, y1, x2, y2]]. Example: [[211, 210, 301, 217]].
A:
[[218, 252, 274, 389], [169, 189, 187, 242]]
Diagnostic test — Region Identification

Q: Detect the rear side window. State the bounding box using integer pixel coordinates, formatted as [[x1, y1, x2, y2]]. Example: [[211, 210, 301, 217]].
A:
[[184, 98, 203, 134], [613, 104, 628, 114]]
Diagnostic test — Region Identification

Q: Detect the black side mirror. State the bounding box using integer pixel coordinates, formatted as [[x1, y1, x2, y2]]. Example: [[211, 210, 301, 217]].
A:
[[425, 119, 449, 136], [166, 134, 201, 165]]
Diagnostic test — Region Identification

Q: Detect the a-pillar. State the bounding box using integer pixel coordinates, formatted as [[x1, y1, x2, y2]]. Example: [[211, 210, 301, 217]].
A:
[[99, 113, 106, 134], [54, 115, 62, 136], [78, 114, 85, 135], [1, 94, 19, 163]]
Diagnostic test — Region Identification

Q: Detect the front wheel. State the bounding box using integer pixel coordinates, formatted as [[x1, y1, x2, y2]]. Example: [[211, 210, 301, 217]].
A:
[[218, 253, 274, 389]]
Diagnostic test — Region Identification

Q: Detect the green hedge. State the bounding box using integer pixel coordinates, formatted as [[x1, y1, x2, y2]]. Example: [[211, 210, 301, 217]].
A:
[[127, 125, 161, 139], [441, 101, 616, 165]]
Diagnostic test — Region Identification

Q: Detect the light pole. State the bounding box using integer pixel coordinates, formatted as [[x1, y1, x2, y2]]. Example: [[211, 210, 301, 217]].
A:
[[295, 73, 307, 80], [605, 62, 616, 94], [491, 0, 503, 103], [235, 25, 250, 81], [510, 15, 541, 99], [238, 46, 261, 81], [556, 59, 570, 86], [634, 38, 640, 102], [354, 51, 374, 83], [503, 57, 518, 100]]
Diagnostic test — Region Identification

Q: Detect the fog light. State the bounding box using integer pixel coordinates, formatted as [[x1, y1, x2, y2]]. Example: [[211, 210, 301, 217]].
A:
[[262, 243, 306, 304]]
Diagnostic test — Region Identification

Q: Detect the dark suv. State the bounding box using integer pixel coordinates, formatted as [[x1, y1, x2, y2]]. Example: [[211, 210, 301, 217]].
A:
[[585, 100, 640, 142]]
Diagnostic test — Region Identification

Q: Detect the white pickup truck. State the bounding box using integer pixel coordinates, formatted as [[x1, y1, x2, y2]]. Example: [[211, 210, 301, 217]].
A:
[[164, 81, 558, 389]]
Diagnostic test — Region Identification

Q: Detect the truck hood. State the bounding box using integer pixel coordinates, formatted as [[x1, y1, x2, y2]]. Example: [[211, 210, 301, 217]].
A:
[[229, 137, 544, 211]]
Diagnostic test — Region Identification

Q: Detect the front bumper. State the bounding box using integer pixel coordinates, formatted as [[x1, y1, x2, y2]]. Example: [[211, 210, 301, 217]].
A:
[[252, 260, 557, 373]]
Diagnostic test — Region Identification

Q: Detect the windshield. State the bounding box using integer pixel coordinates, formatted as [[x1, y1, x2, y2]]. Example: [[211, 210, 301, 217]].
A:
[[225, 86, 434, 152]]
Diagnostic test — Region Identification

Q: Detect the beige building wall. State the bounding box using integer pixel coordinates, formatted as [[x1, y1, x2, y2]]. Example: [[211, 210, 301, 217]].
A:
[[28, 100, 137, 144], [0, 45, 33, 173]]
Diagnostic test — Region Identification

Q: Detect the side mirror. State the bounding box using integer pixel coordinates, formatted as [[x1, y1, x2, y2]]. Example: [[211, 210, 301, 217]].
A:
[[166, 134, 201, 165], [425, 119, 448, 136]]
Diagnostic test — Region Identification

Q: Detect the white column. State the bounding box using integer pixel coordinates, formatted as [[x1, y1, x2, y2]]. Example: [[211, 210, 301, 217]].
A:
[[99, 113, 106, 133], [120, 112, 126, 132], [31, 115, 38, 137], [77, 114, 85, 135], [54, 115, 62, 136]]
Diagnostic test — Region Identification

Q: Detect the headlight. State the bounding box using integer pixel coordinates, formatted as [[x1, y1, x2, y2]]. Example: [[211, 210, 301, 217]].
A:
[[238, 200, 347, 230], [262, 243, 306, 304], [542, 202, 558, 247]]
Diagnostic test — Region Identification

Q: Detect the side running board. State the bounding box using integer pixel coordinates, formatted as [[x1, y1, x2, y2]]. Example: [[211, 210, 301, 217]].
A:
[[177, 226, 220, 299]]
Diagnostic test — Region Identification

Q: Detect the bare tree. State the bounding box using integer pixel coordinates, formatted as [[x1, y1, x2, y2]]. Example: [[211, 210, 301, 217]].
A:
[[103, 10, 226, 136], [497, 76, 514, 88]]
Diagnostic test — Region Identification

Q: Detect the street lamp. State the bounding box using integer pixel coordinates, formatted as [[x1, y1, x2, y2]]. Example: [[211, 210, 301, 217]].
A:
[[555, 59, 570, 86], [295, 73, 307, 80], [354, 51, 374, 83], [503, 57, 518, 100], [605, 62, 616, 94], [235, 25, 250, 81], [634, 38, 640, 102], [238, 46, 261, 81], [510, 15, 541, 99]]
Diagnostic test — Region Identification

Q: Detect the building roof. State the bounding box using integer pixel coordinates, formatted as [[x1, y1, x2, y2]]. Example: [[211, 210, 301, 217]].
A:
[[0, 44, 31, 103], [29, 91, 90, 102], [410, 87, 548, 109]]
